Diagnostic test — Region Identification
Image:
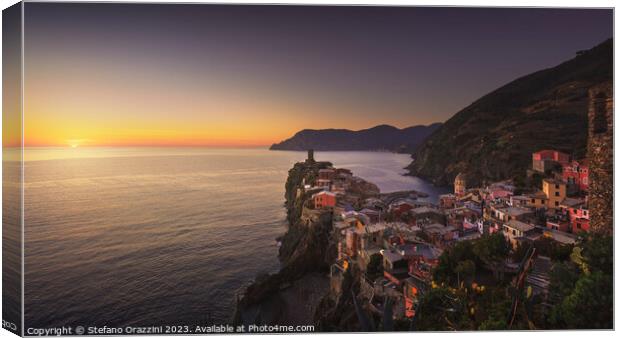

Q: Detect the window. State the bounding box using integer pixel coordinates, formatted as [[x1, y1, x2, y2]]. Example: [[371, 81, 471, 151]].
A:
[[555, 201, 559, 207], [555, 184, 560, 189], [531, 198, 535, 203], [555, 192, 560, 197], [577, 223, 582, 229]]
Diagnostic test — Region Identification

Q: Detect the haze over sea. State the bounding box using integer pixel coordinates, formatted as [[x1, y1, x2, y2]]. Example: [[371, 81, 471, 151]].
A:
[[22, 147, 448, 328]]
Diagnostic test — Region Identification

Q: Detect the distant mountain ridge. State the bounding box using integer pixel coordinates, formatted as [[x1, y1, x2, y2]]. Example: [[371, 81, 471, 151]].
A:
[[270, 123, 442, 153], [407, 38, 613, 186]]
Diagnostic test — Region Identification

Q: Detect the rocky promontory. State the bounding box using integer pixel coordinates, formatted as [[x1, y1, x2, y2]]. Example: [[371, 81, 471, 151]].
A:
[[233, 155, 381, 327]]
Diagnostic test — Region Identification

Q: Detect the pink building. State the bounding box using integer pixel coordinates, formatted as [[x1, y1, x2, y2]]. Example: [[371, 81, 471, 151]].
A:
[[532, 150, 570, 173], [562, 160, 589, 192]]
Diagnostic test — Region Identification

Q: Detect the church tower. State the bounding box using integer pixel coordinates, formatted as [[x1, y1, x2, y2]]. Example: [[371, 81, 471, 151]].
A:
[[454, 172, 467, 197]]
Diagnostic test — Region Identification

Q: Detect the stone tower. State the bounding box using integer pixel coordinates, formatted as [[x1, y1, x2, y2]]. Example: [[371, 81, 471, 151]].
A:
[[454, 172, 467, 196], [307, 149, 315, 163], [587, 82, 613, 235]]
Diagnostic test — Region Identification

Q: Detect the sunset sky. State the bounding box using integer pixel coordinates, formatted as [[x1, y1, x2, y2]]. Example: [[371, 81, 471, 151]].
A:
[[22, 3, 612, 147]]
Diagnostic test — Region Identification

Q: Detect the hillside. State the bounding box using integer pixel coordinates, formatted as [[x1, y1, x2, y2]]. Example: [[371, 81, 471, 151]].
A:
[[270, 123, 441, 153], [408, 38, 613, 187]]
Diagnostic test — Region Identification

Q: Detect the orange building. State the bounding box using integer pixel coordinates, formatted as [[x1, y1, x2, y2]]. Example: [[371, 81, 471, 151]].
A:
[[542, 178, 566, 209]]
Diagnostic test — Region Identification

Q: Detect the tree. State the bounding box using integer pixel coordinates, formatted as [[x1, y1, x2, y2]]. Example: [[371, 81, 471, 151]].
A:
[[552, 272, 612, 329], [581, 233, 612, 275], [454, 260, 476, 285], [433, 240, 476, 286], [413, 286, 473, 331], [547, 233, 613, 329], [472, 233, 510, 281]]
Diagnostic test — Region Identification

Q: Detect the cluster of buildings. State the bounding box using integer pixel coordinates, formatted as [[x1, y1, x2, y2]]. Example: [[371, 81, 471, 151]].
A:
[[303, 145, 594, 321], [301, 83, 612, 326], [442, 147, 593, 250], [300, 84, 613, 323]]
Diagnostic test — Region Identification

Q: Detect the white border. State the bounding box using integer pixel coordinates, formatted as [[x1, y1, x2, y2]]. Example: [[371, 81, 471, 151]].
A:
[[0, 1, 616, 338]]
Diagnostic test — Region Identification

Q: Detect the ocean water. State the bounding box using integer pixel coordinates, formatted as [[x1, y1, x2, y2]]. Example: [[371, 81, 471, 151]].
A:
[[22, 148, 448, 328]]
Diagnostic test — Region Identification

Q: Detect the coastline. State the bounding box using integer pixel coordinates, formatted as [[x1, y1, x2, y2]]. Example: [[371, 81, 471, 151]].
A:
[[233, 155, 433, 328]]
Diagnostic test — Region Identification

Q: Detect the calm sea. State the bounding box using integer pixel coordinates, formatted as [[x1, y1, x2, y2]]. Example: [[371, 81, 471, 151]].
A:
[[22, 147, 448, 328]]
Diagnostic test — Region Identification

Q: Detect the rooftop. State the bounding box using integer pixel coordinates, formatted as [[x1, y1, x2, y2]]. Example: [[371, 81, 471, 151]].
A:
[[505, 219, 536, 233], [504, 207, 534, 217], [543, 229, 578, 245], [410, 206, 442, 215], [528, 191, 549, 200], [382, 250, 404, 264], [511, 195, 530, 201], [560, 197, 587, 209], [543, 178, 566, 185], [313, 190, 336, 198], [396, 243, 442, 260], [424, 223, 456, 235]]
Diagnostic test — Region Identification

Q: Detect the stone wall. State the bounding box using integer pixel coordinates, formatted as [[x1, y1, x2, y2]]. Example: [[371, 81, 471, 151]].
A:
[[587, 82, 613, 235]]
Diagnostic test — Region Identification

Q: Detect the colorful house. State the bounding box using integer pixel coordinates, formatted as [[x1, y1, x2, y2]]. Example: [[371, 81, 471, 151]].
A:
[[532, 150, 570, 173], [439, 194, 457, 209], [318, 168, 336, 181], [389, 199, 416, 217], [562, 159, 589, 192], [560, 198, 590, 233], [503, 220, 537, 248], [542, 178, 567, 209], [546, 218, 570, 233], [510, 195, 530, 208], [313, 190, 337, 209], [403, 275, 430, 319], [527, 191, 548, 209]]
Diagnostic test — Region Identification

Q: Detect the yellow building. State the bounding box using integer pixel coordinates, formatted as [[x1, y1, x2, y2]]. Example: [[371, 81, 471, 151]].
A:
[[527, 191, 548, 209], [454, 172, 467, 196], [542, 178, 566, 209]]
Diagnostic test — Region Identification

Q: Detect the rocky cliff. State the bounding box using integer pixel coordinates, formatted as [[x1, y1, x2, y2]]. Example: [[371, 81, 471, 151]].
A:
[[408, 39, 613, 187], [233, 159, 337, 325]]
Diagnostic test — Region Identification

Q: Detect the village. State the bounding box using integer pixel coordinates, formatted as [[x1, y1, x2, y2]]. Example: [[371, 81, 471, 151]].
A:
[[234, 84, 612, 331], [296, 146, 593, 325]]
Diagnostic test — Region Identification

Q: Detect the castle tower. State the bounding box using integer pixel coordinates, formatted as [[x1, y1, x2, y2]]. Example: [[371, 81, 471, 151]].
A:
[[587, 82, 613, 235], [307, 149, 315, 163], [454, 172, 467, 197]]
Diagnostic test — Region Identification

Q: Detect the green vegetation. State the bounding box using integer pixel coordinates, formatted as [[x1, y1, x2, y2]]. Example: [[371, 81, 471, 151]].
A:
[[408, 39, 612, 186], [416, 232, 612, 330], [547, 233, 612, 329]]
